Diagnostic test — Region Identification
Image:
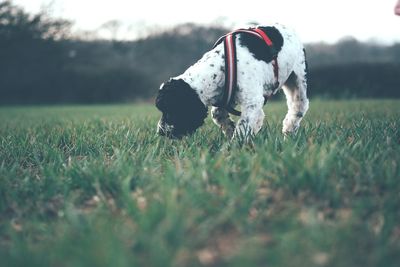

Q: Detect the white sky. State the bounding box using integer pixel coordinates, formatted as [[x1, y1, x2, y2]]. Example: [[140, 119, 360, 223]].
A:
[[12, 0, 400, 43]]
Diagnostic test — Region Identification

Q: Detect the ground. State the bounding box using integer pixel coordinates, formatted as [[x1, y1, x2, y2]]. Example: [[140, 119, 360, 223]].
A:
[[0, 100, 399, 267]]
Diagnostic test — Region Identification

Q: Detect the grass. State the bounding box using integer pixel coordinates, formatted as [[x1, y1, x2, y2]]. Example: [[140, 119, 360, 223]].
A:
[[0, 99, 399, 267]]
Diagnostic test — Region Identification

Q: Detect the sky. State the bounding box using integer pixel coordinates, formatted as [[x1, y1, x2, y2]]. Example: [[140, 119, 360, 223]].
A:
[[12, 0, 400, 44]]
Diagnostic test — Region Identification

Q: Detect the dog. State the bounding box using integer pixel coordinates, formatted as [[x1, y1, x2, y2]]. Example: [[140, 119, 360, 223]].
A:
[[155, 23, 309, 140]]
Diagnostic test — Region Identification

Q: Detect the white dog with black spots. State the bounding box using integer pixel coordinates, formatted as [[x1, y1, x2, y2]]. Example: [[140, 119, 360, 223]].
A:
[[156, 23, 309, 140]]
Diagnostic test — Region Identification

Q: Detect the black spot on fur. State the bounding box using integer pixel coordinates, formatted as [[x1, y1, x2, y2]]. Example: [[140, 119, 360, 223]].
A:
[[155, 79, 208, 138], [238, 26, 284, 63]]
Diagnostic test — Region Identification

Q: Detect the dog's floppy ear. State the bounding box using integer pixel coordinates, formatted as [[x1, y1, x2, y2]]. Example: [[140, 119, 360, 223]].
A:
[[155, 82, 168, 112], [155, 79, 181, 113], [156, 79, 204, 114], [155, 79, 208, 135]]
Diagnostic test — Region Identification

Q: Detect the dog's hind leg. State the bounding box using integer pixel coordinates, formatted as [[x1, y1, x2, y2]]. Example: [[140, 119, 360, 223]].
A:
[[211, 107, 235, 138], [281, 53, 309, 135]]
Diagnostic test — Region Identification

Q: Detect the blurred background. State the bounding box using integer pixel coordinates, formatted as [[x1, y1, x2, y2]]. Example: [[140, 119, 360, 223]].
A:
[[1, 0, 399, 105]]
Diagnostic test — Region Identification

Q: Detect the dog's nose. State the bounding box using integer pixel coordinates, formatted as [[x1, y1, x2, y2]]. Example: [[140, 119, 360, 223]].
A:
[[157, 120, 180, 138], [157, 126, 181, 139], [157, 119, 166, 136], [157, 126, 166, 136]]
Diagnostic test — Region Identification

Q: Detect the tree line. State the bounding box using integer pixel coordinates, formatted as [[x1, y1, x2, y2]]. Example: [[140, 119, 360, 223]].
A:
[[1, 0, 399, 105]]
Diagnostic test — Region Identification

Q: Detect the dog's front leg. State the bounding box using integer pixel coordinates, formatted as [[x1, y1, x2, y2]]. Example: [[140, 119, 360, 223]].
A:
[[233, 103, 264, 142], [211, 107, 235, 138]]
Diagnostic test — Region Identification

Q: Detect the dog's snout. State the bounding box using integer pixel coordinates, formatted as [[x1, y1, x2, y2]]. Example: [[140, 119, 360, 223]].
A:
[[157, 120, 182, 139], [157, 119, 176, 138], [157, 127, 166, 136], [157, 119, 166, 136]]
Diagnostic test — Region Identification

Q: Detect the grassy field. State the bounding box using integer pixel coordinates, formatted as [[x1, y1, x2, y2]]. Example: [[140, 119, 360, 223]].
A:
[[0, 100, 399, 267]]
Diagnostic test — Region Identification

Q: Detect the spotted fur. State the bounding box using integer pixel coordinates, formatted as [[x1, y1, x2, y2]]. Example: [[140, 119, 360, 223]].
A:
[[155, 23, 309, 140]]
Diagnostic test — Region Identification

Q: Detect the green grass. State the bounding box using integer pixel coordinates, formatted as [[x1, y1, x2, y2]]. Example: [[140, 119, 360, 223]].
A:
[[0, 100, 399, 267]]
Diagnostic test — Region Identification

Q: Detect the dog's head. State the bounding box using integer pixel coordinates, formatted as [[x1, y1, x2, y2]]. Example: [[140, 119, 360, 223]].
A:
[[155, 79, 208, 139]]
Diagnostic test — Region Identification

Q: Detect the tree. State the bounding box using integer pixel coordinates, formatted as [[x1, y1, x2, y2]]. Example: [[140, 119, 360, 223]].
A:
[[0, 1, 72, 104], [0, 0, 71, 41]]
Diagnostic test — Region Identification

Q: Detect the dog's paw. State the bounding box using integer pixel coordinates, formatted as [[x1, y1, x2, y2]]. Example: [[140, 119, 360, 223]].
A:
[[282, 125, 300, 141], [282, 119, 300, 137], [223, 127, 235, 139]]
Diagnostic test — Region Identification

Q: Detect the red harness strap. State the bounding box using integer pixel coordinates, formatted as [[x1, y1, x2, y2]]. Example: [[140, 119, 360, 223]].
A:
[[213, 27, 279, 116]]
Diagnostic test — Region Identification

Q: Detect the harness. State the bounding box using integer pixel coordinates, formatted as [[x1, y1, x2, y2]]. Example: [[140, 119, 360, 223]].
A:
[[213, 27, 279, 116]]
